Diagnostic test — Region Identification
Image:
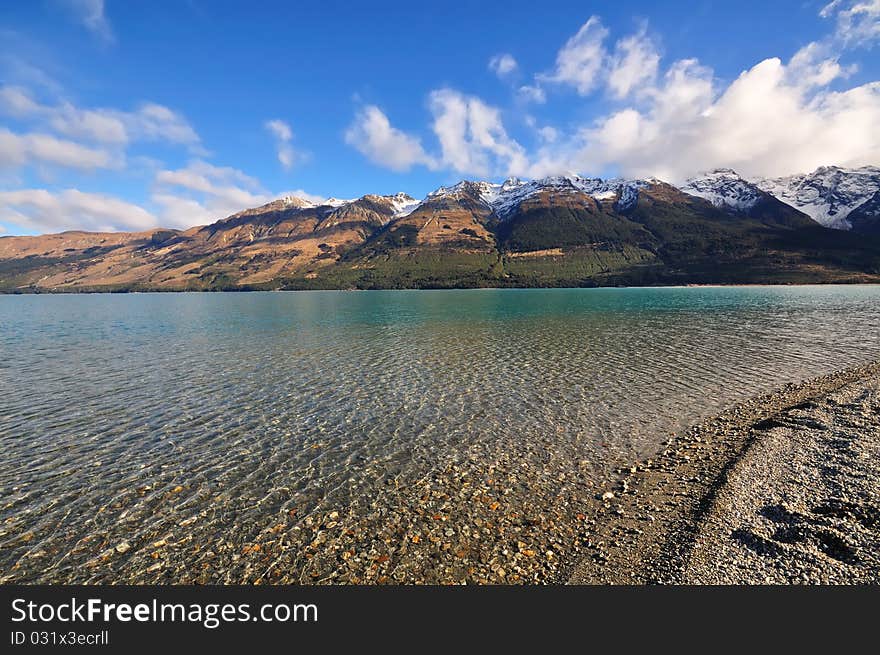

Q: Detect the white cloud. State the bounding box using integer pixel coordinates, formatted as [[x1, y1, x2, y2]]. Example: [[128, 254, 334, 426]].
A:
[[344, 105, 434, 172], [50, 105, 127, 144], [489, 53, 518, 77], [155, 159, 261, 194], [265, 119, 292, 142], [0, 128, 114, 170], [153, 159, 271, 228], [517, 85, 547, 104], [538, 126, 559, 143], [0, 86, 126, 143], [490, 6, 880, 182], [540, 16, 609, 95], [787, 42, 853, 90], [277, 147, 293, 169], [0, 159, 322, 234], [822, 0, 880, 47], [607, 26, 660, 99], [0, 86, 43, 116], [539, 54, 880, 182], [264, 119, 296, 170], [61, 0, 114, 43], [345, 7, 880, 184], [344, 92, 530, 178], [0, 86, 201, 149], [0, 188, 157, 233], [0, 55, 65, 96], [129, 103, 201, 147], [429, 89, 528, 177], [150, 192, 225, 228]]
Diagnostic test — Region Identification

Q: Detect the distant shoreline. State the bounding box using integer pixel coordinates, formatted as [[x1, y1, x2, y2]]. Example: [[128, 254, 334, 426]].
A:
[[567, 359, 880, 584], [3, 280, 880, 295]]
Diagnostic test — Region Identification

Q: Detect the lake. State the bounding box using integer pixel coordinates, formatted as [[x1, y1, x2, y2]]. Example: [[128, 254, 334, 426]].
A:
[[2, 286, 879, 583]]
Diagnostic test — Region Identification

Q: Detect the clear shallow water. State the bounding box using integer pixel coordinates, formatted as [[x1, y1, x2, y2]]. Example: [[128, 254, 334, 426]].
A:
[[1, 286, 879, 583]]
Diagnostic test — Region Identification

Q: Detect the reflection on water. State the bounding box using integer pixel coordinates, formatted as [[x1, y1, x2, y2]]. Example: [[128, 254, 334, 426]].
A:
[[1, 286, 879, 582]]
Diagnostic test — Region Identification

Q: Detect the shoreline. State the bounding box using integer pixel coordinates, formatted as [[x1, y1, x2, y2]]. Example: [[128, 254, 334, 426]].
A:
[[567, 359, 880, 584], [3, 281, 880, 296]]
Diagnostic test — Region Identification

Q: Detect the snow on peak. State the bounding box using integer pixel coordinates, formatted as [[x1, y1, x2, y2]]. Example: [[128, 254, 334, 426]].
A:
[[323, 197, 354, 208], [387, 192, 420, 217], [280, 195, 317, 209], [256, 165, 880, 233], [754, 165, 880, 229], [681, 169, 763, 211], [421, 175, 653, 218], [615, 180, 649, 211]]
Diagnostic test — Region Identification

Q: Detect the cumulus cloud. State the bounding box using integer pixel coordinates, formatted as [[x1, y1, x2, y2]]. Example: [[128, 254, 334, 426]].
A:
[[540, 16, 609, 95], [607, 26, 660, 99], [345, 93, 532, 178], [344, 105, 434, 172], [429, 89, 528, 177], [264, 119, 296, 170], [153, 160, 272, 228], [489, 53, 518, 77], [349, 4, 880, 184], [0, 188, 157, 233], [155, 159, 261, 194], [786, 42, 853, 90], [61, 0, 114, 43], [0, 156, 321, 234], [0, 128, 114, 170], [538, 54, 880, 182]]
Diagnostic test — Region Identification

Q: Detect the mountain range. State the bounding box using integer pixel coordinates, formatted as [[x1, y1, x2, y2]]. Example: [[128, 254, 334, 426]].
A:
[[2, 165, 879, 292]]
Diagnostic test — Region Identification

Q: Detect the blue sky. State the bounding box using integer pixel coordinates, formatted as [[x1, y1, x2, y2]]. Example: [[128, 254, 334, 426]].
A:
[[1, 0, 878, 235]]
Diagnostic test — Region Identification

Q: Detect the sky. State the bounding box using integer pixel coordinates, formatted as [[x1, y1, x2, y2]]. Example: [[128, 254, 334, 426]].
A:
[[0, 0, 878, 235]]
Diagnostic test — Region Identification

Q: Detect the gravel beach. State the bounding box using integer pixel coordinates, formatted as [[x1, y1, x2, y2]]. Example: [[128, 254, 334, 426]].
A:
[[569, 360, 880, 584]]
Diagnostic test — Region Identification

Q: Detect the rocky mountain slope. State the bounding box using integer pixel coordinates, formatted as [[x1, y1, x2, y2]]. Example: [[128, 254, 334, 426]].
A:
[[846, 191, 880, 234], [754, 166, 880, 230], [2, 168, 880, 292]]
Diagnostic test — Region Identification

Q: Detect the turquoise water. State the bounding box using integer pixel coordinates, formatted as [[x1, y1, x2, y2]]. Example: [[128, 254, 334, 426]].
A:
[[1, 285, 879, 582]]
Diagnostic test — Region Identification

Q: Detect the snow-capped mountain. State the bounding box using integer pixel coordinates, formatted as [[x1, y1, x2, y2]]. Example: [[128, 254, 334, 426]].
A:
[[386, 192, 420, 217], [422, 174, 653, 218], [681, 169, 765, 211], [5, 164, 880, 293], [680, 166, 880, 230], [267, 164, 880, 234], [846, 190, 880, 234], [754, 166, 880, 230]]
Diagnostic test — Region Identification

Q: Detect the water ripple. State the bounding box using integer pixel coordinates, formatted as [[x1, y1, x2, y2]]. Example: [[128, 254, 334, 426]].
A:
[[1, 286, 879, 582]]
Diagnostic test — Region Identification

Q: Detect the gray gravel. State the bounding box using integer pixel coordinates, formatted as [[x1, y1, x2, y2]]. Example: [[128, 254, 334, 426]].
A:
[[569, 360, 880, 585], [682, 374, 879, 583]]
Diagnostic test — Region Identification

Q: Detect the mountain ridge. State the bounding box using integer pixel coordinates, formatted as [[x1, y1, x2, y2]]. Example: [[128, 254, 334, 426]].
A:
[[2, 165, 880, 292]]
